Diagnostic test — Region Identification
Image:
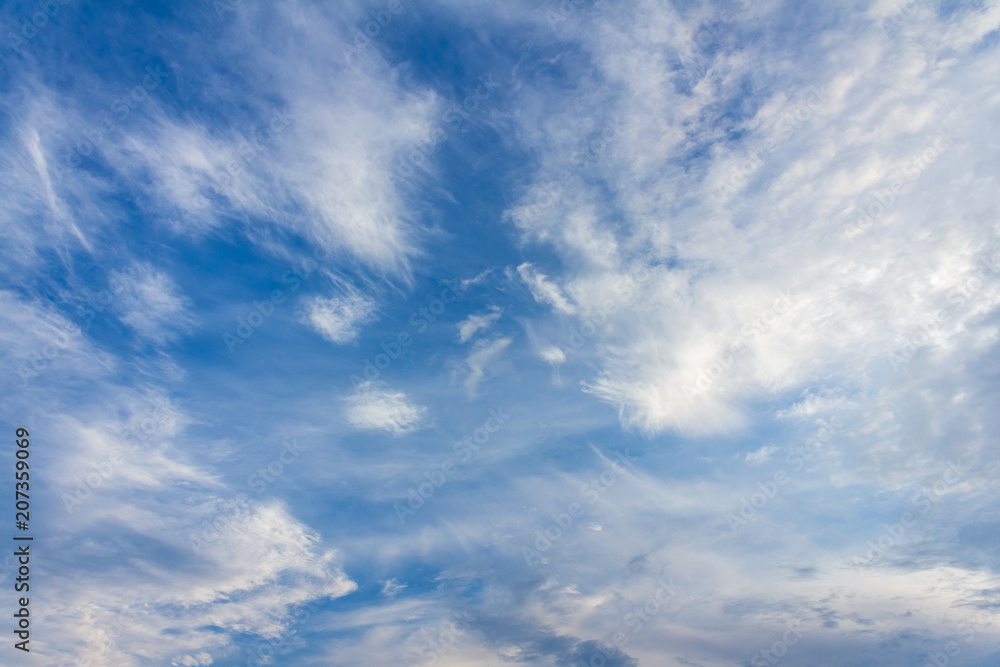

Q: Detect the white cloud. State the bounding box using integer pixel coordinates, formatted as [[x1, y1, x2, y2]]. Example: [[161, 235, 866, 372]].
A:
[[516, 262, 575, 314], [41, 499, 356, 666], [457, 306, 502, 343], [461, 268, 493, 289], [0, 91, 117, 270], [540, 345, 566, 365], [464, 337, 512, 396], [344, 382, 428, 435], [5, 2, 1000, 665], [301, 287, 376, 345], [0, 1, 441, 279], [144, 2, 438, 272], [111, 262, 196, 345], [31, 391, 356, 667], [499, 0, 1000, 441], [0, 289, 115, 382], [744, 445, 778, 464], [381, 579, 407, 598]]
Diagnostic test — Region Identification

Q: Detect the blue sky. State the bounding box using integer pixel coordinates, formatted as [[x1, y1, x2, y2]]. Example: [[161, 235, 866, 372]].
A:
[[1, 0, 1000, 665]]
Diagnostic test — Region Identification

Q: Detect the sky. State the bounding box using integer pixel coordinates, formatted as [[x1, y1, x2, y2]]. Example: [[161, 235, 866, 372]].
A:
[[1, 0, 1000, 665]]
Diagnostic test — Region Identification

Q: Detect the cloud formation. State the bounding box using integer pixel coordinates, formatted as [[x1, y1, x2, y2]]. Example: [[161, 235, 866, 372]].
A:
[[344, 381, 429, 435], [301, 289, 377, 345], [2, 0, 1000, 665]]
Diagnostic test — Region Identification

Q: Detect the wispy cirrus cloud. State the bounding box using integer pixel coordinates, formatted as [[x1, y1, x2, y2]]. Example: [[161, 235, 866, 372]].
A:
[[112, 262, 196, 345], [344, 381, 429, 435], [4, 0, 1000, 665], [463, 336, 512, 396], [516, 262, 575, 314], [301, 287, 377, 345], [457, 305, 502, 343]]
